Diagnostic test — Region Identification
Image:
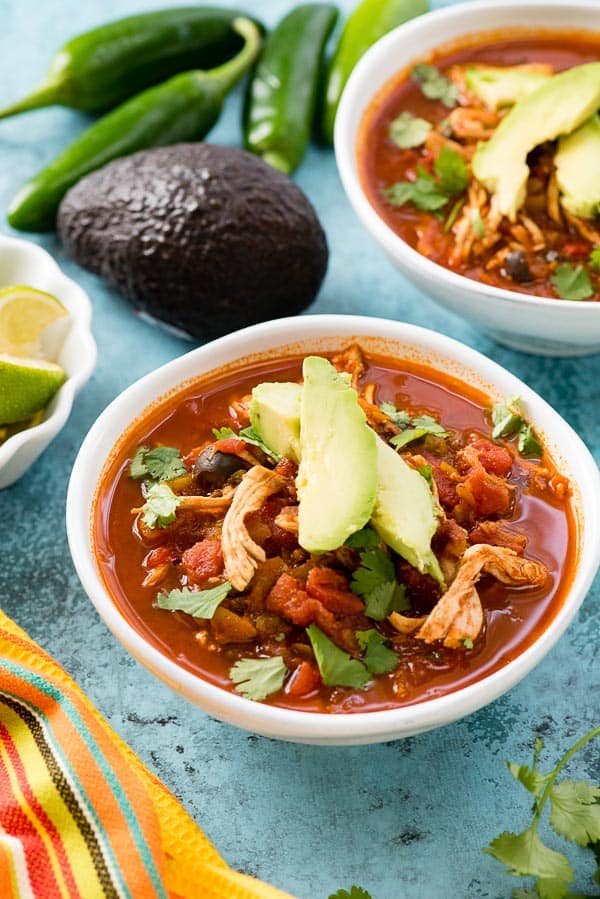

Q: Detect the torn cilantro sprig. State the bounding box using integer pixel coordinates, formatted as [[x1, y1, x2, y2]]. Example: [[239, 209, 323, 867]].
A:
[[485, 726, 600, 899], [380, 400, 450, 450], [383, 147, 469, 214], [356, 630, 399, 676], [229, 656, 288, 701], [411, 63, 459, 108], [141, 483, 181, 529], [349, 529, 410, 621], [157, 582, 231, 619], [491, 397, 543, 458], [551, 263, 594, 301], [328, 888, 373, 899], [212, 425, 280, 460], [130, 445, 187, 483], [306, 625, 370, 689], [389, 111, 432, 149]]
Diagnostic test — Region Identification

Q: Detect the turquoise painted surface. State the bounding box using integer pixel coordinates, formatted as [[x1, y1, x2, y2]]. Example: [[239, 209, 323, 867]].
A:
[[0, 1, 598, 896]]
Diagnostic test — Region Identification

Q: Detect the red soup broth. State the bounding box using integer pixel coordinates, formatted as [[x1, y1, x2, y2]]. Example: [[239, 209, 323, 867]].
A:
[[93, 351, 577, 714]]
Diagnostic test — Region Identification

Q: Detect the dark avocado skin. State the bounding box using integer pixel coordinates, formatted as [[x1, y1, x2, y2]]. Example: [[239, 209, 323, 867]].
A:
[[57, 143, 328, 339]]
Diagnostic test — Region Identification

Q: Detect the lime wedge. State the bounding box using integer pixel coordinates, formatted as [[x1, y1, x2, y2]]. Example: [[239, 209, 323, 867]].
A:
[[0, 353, 66, 424], [0, 285, 69, 359]]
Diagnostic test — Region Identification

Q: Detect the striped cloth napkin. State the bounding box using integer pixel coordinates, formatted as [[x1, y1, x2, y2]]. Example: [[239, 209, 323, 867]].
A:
[[0, 610, 295, 899]]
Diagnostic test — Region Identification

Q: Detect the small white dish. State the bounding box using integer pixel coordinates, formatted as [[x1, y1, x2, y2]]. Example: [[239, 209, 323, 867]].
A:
[[0, 235, 97, 488], [334, 0, 600, 356], [66, 315, 600, 745]]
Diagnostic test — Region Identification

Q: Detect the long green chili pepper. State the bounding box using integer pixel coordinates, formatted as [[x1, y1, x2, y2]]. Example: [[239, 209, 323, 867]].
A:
[[244, 4, 338, 175], [7, 18, 261, 233], [0, 7, 261, 120], [321, 0, 429, 145]]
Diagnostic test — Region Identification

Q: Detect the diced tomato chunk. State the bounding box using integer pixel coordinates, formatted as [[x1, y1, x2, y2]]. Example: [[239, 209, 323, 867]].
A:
[[458, 467, 512, 517], [470, 438, 512, 476], [431, 465, 459, 509], [145, 545, 174, 568], [181, 539, 223, 584], [273, 458, 298, 480], [306, 567, 364, 616], [286, 661, 321, 697], [266, 574, 320, 627], [212, 437, 250, 457]]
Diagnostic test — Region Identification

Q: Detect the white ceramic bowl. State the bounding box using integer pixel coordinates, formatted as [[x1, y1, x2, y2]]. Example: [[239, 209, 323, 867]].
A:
[[66, 315, 600, 745], [0, 235, 97, 488], [335, 0, 600, 356]]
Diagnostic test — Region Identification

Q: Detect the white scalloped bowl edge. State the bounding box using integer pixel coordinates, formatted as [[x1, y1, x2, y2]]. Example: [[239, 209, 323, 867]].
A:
[[0, 235, 97, 488], [66, 315, 600, 745], [334, 0, 600, 356]]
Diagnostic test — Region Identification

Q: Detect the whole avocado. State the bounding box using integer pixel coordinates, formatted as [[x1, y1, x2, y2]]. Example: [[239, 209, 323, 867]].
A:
[[57, 143, 328, 339]]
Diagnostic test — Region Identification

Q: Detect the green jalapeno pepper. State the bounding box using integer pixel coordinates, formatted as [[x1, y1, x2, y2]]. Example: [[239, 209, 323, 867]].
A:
[[321, 0, 429, 145], [0, 7, 261, 120], [244, 4, 338, 175], [7, 18, 261, 233]]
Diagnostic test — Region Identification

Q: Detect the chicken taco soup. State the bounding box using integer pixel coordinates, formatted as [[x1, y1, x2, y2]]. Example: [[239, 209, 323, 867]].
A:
[[93, 344, 575, 713]]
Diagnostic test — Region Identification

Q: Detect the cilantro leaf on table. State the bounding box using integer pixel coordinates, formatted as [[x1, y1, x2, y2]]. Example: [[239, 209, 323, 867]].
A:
[[485, 726, 600, 899], [157, 582, 231, 619], [356, 630, 399, 675], [411, 63, 459, 107], [345, 527, 381, 551], [383, 148, 468, 214], [130, 445, 186, 482], [229, 656, 287, 701], [551, 263, 594, 301], [389, 111, 432, 148], [306, 625, 370, 689], [328, 888, 372, 899], [491, 397, 543, 459], [141, 483, 181, 529]]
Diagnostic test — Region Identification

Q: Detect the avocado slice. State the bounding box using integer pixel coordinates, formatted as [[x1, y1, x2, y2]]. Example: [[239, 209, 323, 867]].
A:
[[472, 62, 600, 220], [371, 435, 443, 586], [296, 356, 377, 554], [465, 65, 552, 111], [249, 381, 302, 462], [555, 114, 600, 219]]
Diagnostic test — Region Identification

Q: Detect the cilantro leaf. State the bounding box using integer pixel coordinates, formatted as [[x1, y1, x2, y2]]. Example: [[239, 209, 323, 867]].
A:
[[130, 445, 187, 482], [379, 401, 411, 428], [434, 146, 469, 195], [486, 827, 573, 883], [356, 630, 399, 675], [345, 527, 381, 550], [518, 424, 543, 458], [507, 760, 547, 797], [141, 483, 181, 529], [384, 178, 450, 212], [418, 463, 433, 486], [351, 548, 395, 596], [328, 888, 372, 899], [412, 63, 459, 107], [157, 583, 231, 619], [363, 581, 409, 621], [391, 427, 428, 449], [549, 781, 600, 847], [389, 111, 432, 148], [130, 445, 150, 479], [491, 397, 542, 458], [589, 247, 600, 273], [551, 264, 594, 301], [229, 656, 287, 701], [212, 426, 236, 440], [238, 426, 281, 460], [306, 625, 370, 689]]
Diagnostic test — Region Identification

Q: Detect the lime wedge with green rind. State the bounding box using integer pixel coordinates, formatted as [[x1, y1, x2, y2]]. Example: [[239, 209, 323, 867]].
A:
[[0, 285, 68, 359], [0, 353, 66, 424]]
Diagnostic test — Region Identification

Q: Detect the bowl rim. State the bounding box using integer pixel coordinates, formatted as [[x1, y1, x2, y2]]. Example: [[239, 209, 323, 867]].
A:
[[66, 314, 600, 743], [0, 235, 97, 477], [334, 0, 600, 314]]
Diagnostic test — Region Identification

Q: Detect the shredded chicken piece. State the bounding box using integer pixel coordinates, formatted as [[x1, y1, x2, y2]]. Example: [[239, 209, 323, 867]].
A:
[[547, 172, 562, 226], [222, 466, 285, 591], [362, 383, 376, 405], [563, 210, 600, 244], [447, 107, 501, 141], [519, 214, 545, 251], [331, 343, 365, 391], [389, 544, 547, 649], [274, 505, 299, 536], [358, 396, 400, 437], [388, 612, 426, 634], [424, 130, 471, 159]]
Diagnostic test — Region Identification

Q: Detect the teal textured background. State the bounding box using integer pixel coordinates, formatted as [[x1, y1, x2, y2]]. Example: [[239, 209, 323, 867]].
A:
[[1, 1, 599, 896]]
